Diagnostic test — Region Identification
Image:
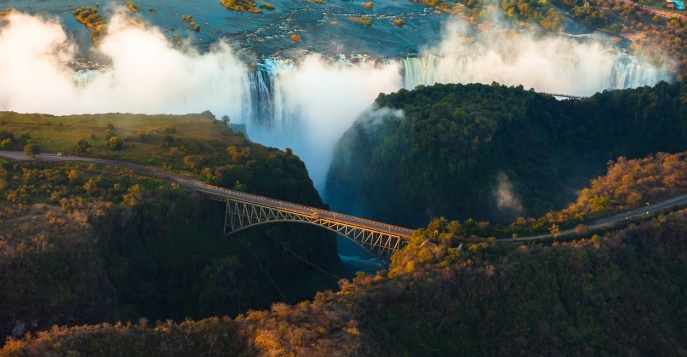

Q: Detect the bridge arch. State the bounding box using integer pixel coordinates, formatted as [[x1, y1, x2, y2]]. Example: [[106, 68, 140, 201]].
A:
[[223, 217, 398, 263], [203, 193, 410, 262]]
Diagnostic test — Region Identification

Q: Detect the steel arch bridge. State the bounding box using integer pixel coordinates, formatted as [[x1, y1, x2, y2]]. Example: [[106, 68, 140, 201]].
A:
[[199, 189, 413, 261]]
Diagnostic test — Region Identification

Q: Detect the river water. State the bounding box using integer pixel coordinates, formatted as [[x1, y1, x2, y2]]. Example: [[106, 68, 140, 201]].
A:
[[2, 0, 442, 58]]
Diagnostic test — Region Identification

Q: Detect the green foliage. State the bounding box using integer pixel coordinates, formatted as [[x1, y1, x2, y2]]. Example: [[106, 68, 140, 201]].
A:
[[523, 151, 687, 228], [0, 114, 342, 341], [107, 136, 123, 151], [326, 81, 687, 228], [7, 209, 687, 356], [23, 143, 39, 158], [572, 5, 609, 27], [74, 137, 91, 155]]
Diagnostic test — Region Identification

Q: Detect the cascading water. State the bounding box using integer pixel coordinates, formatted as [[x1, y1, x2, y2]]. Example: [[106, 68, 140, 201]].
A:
[[397, 51, 671, 96], [67, 50, 670, 133], [247, 58, 297, 127], [609, 54, 666, 89]]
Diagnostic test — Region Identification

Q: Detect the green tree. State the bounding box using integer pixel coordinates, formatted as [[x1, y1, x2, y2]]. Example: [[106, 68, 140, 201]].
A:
[[162, 135, 174, 147], [589, 195, 611, 213], [23, 143, 40, 158], [74, 138, 92, 155], [108, 136, 124, 150]]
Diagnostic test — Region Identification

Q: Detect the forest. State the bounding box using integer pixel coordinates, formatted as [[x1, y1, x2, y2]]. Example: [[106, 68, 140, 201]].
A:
[[325, 81, 687, 228], [3, 82, 687, 355], [4, 175, 687, 356], [0, 112, 344, 344]]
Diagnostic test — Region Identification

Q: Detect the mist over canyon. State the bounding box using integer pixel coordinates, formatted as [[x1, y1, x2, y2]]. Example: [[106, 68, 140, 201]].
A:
[[0, 6, 674, 194]]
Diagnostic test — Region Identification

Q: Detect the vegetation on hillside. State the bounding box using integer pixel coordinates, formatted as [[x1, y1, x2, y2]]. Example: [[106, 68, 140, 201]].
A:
[[5, 204, 687, 355], [325, 81, 687, 228], [514, 151, 687, 230], [0, 112, 343, 342]]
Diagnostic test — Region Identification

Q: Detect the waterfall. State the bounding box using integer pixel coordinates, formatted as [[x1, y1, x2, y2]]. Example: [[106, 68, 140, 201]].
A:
[[70, 70, 101, 87], [609, 53, 666, 89], [248, 58, 297, 127], [67, 51, 669, 128], [398, 52, 671, 97]]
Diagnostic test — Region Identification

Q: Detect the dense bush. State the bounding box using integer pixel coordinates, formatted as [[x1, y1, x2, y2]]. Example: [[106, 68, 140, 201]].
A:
[[326, 81, 687, 227]]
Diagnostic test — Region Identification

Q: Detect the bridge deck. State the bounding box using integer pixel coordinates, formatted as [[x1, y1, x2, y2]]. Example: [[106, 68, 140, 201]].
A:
[[197, 187, 415, 238]]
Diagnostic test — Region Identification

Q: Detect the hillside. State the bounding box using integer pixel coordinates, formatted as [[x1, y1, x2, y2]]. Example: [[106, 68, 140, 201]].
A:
[[325, 81, 687, 228], [4, 198, 687, 356], [0, 112, 343, 341]]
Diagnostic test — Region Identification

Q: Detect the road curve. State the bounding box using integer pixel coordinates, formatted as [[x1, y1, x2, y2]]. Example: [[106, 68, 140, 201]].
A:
[[499, 193, 687, 242], [0, 151, 415, 238]]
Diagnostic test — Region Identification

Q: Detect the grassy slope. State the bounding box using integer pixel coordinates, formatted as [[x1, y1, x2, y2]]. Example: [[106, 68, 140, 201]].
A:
[[0, 111, 233, 162]]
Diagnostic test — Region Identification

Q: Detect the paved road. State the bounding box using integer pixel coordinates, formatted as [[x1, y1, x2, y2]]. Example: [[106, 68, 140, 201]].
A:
[[0, 151, 415, 238], [500, 194, 687, 242]]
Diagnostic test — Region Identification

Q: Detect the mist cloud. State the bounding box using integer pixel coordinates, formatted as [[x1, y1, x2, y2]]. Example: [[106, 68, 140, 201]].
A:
[[494, 172, 524, 216], [0, 10, 249, 116], [405, 19, 673, 96], [249, 55, 402, 191], [0, 12, 77, 111], [0, 11, 674, 195]]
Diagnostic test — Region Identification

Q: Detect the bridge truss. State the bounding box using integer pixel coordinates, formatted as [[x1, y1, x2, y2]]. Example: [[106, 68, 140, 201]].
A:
[[205, 195, 408, 261]]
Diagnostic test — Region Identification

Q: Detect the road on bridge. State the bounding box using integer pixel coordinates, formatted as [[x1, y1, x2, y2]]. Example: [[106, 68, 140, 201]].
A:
[[0, 151, 415, 238]]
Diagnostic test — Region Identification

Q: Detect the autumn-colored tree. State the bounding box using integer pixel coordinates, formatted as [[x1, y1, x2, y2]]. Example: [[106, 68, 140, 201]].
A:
[[74, 138, 91, 155], [23, 143, 40, 158], [122, 184, 143, 205], [108, 136, 123, 150], [575, 224, 588, 237]]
